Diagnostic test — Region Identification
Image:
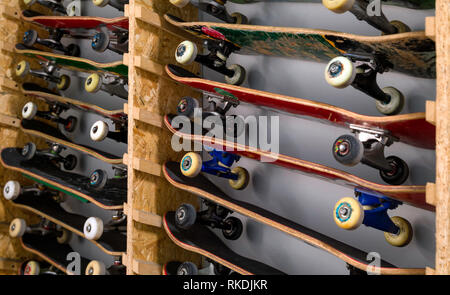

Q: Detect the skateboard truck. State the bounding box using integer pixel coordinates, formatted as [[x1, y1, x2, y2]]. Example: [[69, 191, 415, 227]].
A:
[[175, 40, 246, 85], [24, 0, 68, 15], [21, 142, 78, 171], [170, 0, 248, 24], [20, 260, 63, 275], [15, 60, 71, 91], [9, 217, 72, 244], [92, 0, 128, 12], [84, 72, 128, 100], [91, 26, 128, 55], [180, 149, 250, 190], [323, 0, 410, 35], [333, 124, 409, 185], [325, 53, 405, 115], [334, 188, 413, 247], [85, 258, 126, 275], [175, 260, 231, 275], [90, 120, 128, 143], [175, 202, 244, 241], [22, 29, 81, 57], [88, 167, 127, 191], [3, 179, 62, 202], [21, 101, 77, 133]]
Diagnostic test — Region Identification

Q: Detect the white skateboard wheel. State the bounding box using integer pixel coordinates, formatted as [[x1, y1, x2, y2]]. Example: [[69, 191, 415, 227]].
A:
[[15, 60, 30, 77], [225, 64, 246, 86], [24, 261, 40, 275], [180, 152, 202, 178], [229, 167, 249, 190], [175, 41, 198, 65], [57, 228, 71, 244], [92, 0, 109, 7], [90, 121, 109, 142], [322, 0, 355, 14], [9, 218, 26, 238], [170, 0, 190, 8], [84, 217, 104, 240], [85, 73, 102, 93], [384, 216, 413, 247], [66, 1, 81, 17], [3, 180, 21, 201], [22, 102, 38, 120], [57, 74, 70, 90], [375, 87, 405, 115], [333, 197, 364, 230], [85, 260, 106, 275], [325, 56, 356, 88]]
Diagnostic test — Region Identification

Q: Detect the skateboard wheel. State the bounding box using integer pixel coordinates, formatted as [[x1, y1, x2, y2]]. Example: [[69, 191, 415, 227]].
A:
[[85, 260, 106, 275], [229, 166, 249, 190], [23, 0, 36, 6], [9, 218, 26, 238], [375, 87, 404, 116], [175, 203, 197, 230], [66, 44, 81, 57], [84, 217, 104, 240], [85, 73, 102, 93], [333, 197, 364, 230], [170, 0, 190, 8], [180, 152, 202, 178], [66, 1, 80, 17], [56, 228, 71, 244], [22, 102, 38, 120], [177, 97, 199, 118], [90, 121, 109, 142], [63, 154, 78, 171], [92, 0, 109, 8], [63, 116, 77, 133], [15, 60, 30, 77], [332, 135, 364, 167], [22, 142, 37, 160], [24, 261, 40, 275], [225, 115, 245, 138], [23, 30, 38, 47], [176, 262, 198, 275], [231, 12, 249, 25], [222, 216, 243, 240], [57, 74, 71, 90], [175, 41, 198, 65], [385, 20, 411, 35], [322, 0, 355, 14], [379, 156, 409, 185], [89, 169, 108, 190], [325, 56, 356, 88], [225, 64, 246, 86], [384, 216, 413, 247], [91, 32, 110, 53], [3, 180, 21, 201]]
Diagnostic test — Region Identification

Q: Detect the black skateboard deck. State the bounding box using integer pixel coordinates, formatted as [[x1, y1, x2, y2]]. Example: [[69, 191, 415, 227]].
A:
[[163, 161, 425, 275], [1, 148, 126, 210], [21, 233, 90, 275], [164, 211, 286, 275], [12, 192, 126, 255]]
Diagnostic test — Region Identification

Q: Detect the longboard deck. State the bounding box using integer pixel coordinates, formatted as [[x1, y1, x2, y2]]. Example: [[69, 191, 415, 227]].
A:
[[15, 44, 128, 77], [164, 14, 436, 79], [11, 192, 126, 256], [166, 64, 435, 149], [164, 211, 286, 275], [163, 161, 425, 275], [1, 148, 126, 210], [165, 114, 433, 211], [20, 119, 123, 164], [20, 233, 90, 275], [21, 83, 127, 123]]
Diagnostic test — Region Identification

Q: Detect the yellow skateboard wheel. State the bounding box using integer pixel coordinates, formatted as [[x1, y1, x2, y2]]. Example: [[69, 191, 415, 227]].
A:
[[23, 0, 35, 6], [57, 75, 70, 90], [333, 197, 364, 230], [92, 0, 109, 7], [231, 12, 248, 25], [180, 152, 202, 178], [382, 20, 411, 35], [85, 73, 102, 93], [9, 218, 26, 238], [56, 228, 71, 244], [85, 260, 106, 275], [229, 166, 249, 190], [24, 261, 40, 275], [15, 60, 30, 77], [176, 41, 198, 65], [384, 216, 413, 247], [323, 0, 355, 14], [170, 0, 190, 8]]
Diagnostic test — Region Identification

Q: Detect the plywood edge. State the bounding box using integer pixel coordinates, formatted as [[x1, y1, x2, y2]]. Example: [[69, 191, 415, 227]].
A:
[[0, 258, 21, 272], [425, 16, 436, 41], [124, 203, 162, 228], [0, 41, 14, 53], [0, 222, 9, 233], [123, 153, 162, 177], [0, 5, 20, 21], [131, 258, 162, 275], [425, 100, 436, 126], [133, 55, 164, 77], [0, 76, 20, 92], [0, 113, 20, 128], [426, 182, 436, 206], [133, 106, 163, 127]]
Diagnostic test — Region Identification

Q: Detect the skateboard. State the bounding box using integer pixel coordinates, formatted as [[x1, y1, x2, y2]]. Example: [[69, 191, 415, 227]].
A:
[[14, 44, 128, 77], [0, 147, 126, 210], [22, 0, 81, 16], [163, 161, 425, 274], [163, 211, 286, 275], [5, 186, 126, 256]]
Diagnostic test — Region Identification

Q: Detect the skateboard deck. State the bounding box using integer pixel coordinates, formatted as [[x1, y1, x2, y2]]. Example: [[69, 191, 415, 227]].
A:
[[165, 114, 433, 211], [20, 119, 123, 164], [21, 9, 129, 30], [20, 234, 90, 275], [0, 148, 126, 210], [15, 44, 128, 77], [10, 192, 126, 256], [163, 161, 425, 275], [164, 211, 286, 275], [165, 14, 436, 79], [21, 83, 127, 123], [166, 64, 435, 149]]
